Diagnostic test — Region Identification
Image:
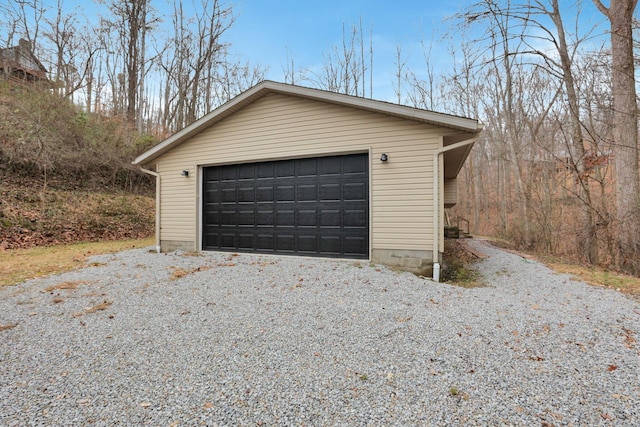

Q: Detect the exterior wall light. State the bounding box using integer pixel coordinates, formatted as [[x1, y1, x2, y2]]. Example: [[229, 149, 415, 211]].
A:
[[181, 170, 189, 177], [380, 153, 388, 162]]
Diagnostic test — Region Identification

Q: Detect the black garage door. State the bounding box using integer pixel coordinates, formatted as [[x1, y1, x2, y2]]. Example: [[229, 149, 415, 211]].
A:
[[202, 153, 368, 258]]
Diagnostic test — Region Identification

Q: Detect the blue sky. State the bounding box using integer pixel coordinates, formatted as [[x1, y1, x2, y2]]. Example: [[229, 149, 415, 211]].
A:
[[50, 0, 464, 101], [39, 0, 612, 103], [225, 0, 466, 101]]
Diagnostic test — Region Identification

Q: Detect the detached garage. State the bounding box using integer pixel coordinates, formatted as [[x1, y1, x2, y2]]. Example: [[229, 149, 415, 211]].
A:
[[133, 81, 481, 278]]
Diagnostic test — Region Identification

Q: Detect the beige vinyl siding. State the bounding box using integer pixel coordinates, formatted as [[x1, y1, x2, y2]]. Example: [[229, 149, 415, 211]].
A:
[[156, 93, 445, 252], [157, 164, 197, 245], [443, 178, 457, 207]]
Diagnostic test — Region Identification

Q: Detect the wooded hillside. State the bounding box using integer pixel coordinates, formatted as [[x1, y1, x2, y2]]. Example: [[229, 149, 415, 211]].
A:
[[0, 81, 155, 249]]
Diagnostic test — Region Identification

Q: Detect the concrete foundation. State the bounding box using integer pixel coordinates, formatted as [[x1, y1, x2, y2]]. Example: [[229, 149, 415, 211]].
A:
[[160, 240, 195, 252], [371, 248, 438, 277]]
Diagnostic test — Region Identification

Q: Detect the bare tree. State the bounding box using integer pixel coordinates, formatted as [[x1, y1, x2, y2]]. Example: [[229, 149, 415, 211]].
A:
[[593, 0, 640, 274], [393, 46, 407, 104], [452, 0, 605, 261], [157, 0, 258, 131], [307, 20, 372, 97], [43, 0, 100, 100], [99, 0, 154, 125], [282, 48, 301, 85]]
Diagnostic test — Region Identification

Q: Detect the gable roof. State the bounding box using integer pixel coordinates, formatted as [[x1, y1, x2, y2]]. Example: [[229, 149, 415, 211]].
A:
[[133, 80, 481, 166], [0, 39, 48, 79]]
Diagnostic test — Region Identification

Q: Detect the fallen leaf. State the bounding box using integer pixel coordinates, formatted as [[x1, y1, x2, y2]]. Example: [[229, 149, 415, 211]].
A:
[[601, 412, 614, 420], [203, 402, 214, 409], [622, 328, 636, 349], [140, 402, 151, 408], [0, 323, 18, 332], [44, 280, 89, 292], [607, 364, 618, 371], [612, 393, 630, 399]]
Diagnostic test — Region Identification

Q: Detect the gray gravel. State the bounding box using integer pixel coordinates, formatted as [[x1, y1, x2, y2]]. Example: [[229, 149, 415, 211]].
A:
[[1, 239, 638, 426]]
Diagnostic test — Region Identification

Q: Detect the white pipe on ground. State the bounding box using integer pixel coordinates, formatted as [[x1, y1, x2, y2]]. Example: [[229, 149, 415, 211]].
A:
[[432, 137, 477, 282], [139, 167, 161, 254]]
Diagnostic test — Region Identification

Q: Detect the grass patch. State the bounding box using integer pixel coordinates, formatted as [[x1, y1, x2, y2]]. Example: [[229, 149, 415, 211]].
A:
[[441, 239, 485, 288], [0, 237, 154, 287], [545, 260, 640, 298], [441, 261, 484, 287]]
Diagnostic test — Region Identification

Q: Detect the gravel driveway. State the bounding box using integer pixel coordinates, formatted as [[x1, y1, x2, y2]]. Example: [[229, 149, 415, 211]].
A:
[[1, 239, 638, 426]]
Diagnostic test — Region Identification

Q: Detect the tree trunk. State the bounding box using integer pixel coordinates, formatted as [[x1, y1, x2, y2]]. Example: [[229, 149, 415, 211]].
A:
[[594, 0, 640, 274], [550, 0, 599, 264]]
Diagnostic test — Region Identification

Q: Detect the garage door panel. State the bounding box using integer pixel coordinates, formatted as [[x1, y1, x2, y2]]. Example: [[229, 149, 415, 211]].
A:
[[297, 184, 317, 201], [297, 158, 317, 177], [256, 210, 274, 226], [256, 186, 274, 202], [204, 189, 220, 203], [221, 166, 236, 182], [257, 162, 275, 179], [277, 186, 295, 202], [344, 182, 367, 201], [277, 160, 295, 178], [343, 208, 367, 227], [220, 188, 236, 203], [297, 235, 318, 253], [256, 234, 274, 250], [220, 210, 235, 226], [320, 183, 340, 201], [238, 233, 255, 249], [319, 157, 341, 176], [276, 210, 295, 226], [297, 209, 317, 227], [204, 211, 219, 224], [237, 187, 255, 202], [320, 209, 340, 227], [343, 155, 367, 175], [238, 164, 255, 180], [320, 236, 341, 254], [237, 210, 254, 226], [204, 167, 220, 182], [203, 153, 368, 258], [344, 236, 367, 256], [276, 234, 295, 252], [220, 233, 236, 248]]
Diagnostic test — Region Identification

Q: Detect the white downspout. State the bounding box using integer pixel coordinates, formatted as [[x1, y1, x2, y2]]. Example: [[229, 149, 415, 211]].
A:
[[432, 137, 477, 281], [140, 167, 161, 254]]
